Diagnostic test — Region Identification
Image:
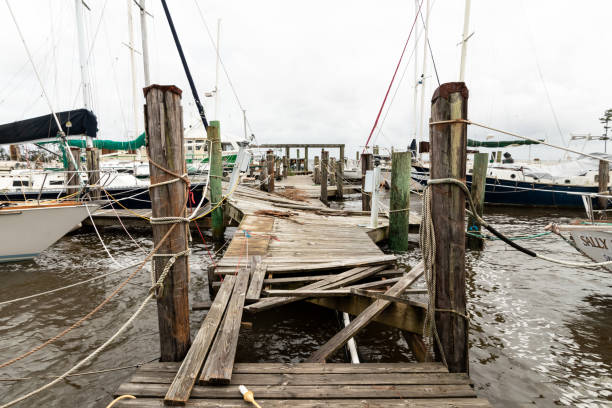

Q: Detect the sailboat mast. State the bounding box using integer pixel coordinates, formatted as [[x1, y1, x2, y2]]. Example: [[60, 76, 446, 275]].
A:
[[127, 0, 139, 138], [459, 0, 472, 81], [412, 0, 420, 141], [74, 0, 93, 148], [214, 19, 221, 120], [138, 0, 151, 86], [417, 0, 430, 143]]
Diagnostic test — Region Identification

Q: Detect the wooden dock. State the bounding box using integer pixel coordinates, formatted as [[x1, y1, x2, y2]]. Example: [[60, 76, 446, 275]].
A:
[[114, 361, 490, 407], [112, 178, 487, 407]]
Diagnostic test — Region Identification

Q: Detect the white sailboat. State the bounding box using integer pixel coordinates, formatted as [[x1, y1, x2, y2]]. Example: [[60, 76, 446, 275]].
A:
[[0, 201, 98, 262]]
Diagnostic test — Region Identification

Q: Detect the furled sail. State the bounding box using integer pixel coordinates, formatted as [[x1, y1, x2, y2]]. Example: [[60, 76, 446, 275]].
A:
[[0, 109, 97, 144]]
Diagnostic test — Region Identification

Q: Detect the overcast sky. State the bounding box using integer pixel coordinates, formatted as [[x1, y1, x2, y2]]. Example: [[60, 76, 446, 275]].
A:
[[1, 0, 611, 159]]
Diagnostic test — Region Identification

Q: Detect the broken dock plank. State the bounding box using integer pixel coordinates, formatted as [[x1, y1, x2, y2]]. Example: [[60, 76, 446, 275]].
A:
[[114, 398, 491, 407], [244, 265, 388, 313], [164, 275, 236, 405], [306, 262, 424, 362], [200, 269, 250, 384], [245, 262, 268, 303]]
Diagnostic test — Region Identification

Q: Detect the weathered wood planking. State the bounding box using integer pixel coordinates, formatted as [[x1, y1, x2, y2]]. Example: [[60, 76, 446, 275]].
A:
[[245, 262, 268, 303], [164, 276, 236, 405], [200, 269, 249, 384], [306, 262, 424, 362], [114, 398, 492, 407], [223, 215, 274, 258], [244, 265, 387, 313], [139, 361, 450, 374]]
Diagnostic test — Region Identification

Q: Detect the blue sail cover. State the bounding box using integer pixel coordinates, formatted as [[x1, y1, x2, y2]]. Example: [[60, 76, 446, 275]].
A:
[[0, 109, 97, 145]]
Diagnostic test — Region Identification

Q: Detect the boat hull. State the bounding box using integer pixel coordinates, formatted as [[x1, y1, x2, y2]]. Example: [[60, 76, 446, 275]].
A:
[[0, 204, 97, 262], [412, 166, 602, 208], [568, 229, 612, 272]]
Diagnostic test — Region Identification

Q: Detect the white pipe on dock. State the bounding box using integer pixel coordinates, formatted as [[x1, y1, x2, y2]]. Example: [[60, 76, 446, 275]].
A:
[[342, 312, 360, 364]]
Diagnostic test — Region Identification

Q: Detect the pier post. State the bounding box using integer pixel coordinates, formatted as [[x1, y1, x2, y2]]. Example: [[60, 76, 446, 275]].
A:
[[304, 146, 309, 172], [320, 150, 329, 205], [285, 146, 290, 162], [275, 157, 281, 180], [86, 148, 100, 199], [373, 145, 379, 155], [361, 153, 373, 211], [267, 150, 275, 193], [389, 151, 411, 251], [598, 160, 609, 209], [336, 158, 344, 200], [66, 147, 81, 197], [339, 145, 345, 167], [144, 84, 191, 361], [314, 156, 320, 184], [283, 156, 288, 178], [208, 121, 225, 242], [329, 158, 336, 186], [429, 82, 469, 373], [355, 151, 359, 161], [467, 153, 488, 250], [9, 145, 21, 161]]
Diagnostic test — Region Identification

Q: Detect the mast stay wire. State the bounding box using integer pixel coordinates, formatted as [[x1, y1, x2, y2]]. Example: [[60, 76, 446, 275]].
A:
[[363, 0, 425, 151], [191, 0, 258, 145]]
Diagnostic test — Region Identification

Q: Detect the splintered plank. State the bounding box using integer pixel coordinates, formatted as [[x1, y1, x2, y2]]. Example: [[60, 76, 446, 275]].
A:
[[245, 263, 268, 303], [244, 265, 388, 313], [264, 255, 396, 273], [163, 275, 236, 405], [306, 261, 424, 363], [200, 269, 250, 384]]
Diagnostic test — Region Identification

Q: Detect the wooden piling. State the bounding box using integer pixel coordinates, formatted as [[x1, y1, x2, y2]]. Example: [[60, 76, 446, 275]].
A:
[[429, 82, 469, 373], [355, 151, 359, 161], [275, 157, 281, 181], [336, 159, 344, 200], [329, 158, 336, 186], [144, 84, 191, 361], [267, 150, 275, 193], [208, 121, 224, 242], [321, 150, 329, 205], [66, 147, 81, 196], [361, 153, 373, 211], [339, 145, 345, 167], [283, 156, 288, 178], [314, 156, 320, 184], [9, 145, 20, 161], [373, 145, 379, 155], [389, 151, 411, 251], [86, 148, 100, 199], [304, 147, 309, 172], [598, 160, 609, 209], [466, 153, 488, 250]]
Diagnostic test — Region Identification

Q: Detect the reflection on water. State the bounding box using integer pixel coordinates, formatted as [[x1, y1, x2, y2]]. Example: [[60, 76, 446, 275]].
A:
[[0, 196, 610, 407]]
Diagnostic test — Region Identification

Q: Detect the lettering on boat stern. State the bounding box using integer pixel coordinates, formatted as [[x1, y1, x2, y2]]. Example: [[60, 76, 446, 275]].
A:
[[579, 235, 609, 250]]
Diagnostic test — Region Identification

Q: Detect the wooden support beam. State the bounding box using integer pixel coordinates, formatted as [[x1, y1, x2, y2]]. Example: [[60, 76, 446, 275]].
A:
[[599, 160, 609, 209], [304, 146, 309, 172], [144, 84, 190, 361], [329, 158, 336, 187], [336, 159, 344, 200], [389, 151, 411, 251], [430, 82, 469, 373], [361, 153, 373, 211], [306, 262, 423, 362], [466, 152, 488, 250], [264, 255, 396, 274], [314, 156, 320, 184], [282, 156, 288, 179], [320, 150, 329, 205], [266, 150, 275, 193], [244, 265, 388, 313], [164, 276, 236, 405], [85, 148, 100, 199], [66, 147, 80, 196], [200, 269, 250, 384], [245, 263, 268, 303], [208, 121, 224, 241]]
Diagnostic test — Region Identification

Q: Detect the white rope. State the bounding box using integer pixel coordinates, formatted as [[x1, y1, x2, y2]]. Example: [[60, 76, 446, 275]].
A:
[[0, 249, 188, 407], [0, 262, 141, 307], [85, 204, 122, 267], [0, 292, 156, 408]]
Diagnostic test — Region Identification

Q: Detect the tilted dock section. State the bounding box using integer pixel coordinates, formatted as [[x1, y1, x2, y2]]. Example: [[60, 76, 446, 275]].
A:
[[113, 182, 489, 407]]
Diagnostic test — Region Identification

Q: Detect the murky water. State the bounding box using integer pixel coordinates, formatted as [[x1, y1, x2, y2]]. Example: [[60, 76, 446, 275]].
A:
[[0, 195, 610, 407]]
